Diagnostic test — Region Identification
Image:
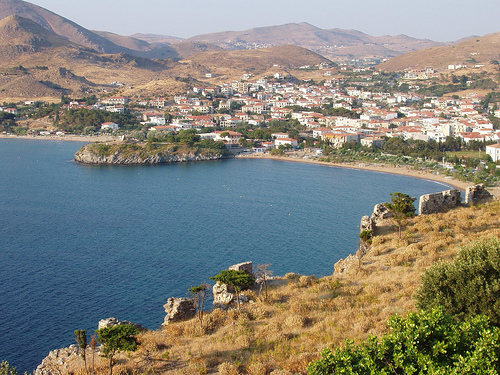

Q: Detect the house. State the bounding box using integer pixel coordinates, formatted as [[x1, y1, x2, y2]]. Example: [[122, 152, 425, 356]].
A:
[[103, 96, 130, 105], [486, 143, 500, 162], [101, 122, 119, 130], [274, 138, 298, 148], [214, 131, 243, 144]]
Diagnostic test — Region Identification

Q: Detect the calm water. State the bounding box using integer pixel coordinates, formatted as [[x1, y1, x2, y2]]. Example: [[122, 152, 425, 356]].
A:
[[0, 139, 452, 372]]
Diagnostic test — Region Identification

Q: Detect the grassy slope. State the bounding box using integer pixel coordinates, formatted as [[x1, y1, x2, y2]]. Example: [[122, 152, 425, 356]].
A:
[[61, 200, 500, 375]]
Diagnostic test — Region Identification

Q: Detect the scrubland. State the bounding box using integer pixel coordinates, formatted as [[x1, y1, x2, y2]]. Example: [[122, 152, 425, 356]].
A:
[[64, 200, 500, 375]]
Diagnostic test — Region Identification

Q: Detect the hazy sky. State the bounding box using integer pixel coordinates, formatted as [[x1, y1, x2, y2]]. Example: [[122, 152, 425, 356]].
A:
[[26, 0, 500, 42]]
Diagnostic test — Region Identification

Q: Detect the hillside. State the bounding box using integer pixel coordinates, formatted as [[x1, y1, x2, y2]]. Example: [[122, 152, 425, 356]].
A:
[[186, 22, 444, 61], [0, 17, 335, 100], [182, 45, 332, 78], [0, 15, 183, 100], [378, 32, 500, 71], [34, 196, 500, 374], [0, 0, 132, 53]]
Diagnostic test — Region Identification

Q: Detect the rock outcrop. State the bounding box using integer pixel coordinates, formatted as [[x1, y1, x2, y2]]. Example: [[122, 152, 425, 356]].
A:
[[371, 203, 392, 225], [418, 189, 461, 215], [35, 346, 80, 375], [74, 143, 229, 165], [212, 261, 254, 308], [334, 254, 358, 275], [465, 184, 493, 205], [163, 297, 196, 325], [97, 317, 144, 331]]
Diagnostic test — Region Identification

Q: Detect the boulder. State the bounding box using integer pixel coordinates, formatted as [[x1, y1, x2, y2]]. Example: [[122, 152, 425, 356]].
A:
[[212, 282, 235, 307], [333, 254, 358, 275], [97, 317, 143, 331], [360, 215, 375, 232], [163, 297, 196, 325], [371, 203, 392, 224]]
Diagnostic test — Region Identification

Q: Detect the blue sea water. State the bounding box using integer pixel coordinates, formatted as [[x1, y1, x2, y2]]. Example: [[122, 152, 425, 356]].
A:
[[0, 139, 452, 372]]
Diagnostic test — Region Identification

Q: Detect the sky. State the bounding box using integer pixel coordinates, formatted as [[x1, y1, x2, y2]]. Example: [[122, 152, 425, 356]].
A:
[[25, 0, 500, 42]]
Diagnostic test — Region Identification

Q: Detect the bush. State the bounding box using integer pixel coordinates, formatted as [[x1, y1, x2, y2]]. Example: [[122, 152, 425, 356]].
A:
[[307, 308, 500, 374], [415, 237, 500, 326]]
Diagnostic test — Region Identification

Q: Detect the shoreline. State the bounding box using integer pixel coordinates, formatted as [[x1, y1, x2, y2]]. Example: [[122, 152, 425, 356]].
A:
[[3, 134, 498, 196], [238, 153, 500, 197], [0, 133, 118, 143]]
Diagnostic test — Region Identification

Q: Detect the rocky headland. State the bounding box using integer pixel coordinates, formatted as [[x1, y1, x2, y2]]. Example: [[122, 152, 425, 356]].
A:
[[74, 142, 231, 165]]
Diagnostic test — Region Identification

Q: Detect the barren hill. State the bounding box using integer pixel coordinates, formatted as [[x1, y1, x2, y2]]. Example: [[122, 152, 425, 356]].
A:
[[186, 22, 444, 61], [182, 44, 331, 77], [0, 14, 71, 54], [0, 0, 133, 53], [378, 32, 500, 71]]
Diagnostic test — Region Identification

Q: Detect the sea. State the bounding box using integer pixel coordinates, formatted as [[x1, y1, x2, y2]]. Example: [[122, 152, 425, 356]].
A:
[[0, 138, 453, 373]]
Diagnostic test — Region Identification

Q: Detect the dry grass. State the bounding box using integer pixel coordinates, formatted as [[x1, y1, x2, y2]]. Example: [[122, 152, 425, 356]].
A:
[[56, 200, 500, 375]]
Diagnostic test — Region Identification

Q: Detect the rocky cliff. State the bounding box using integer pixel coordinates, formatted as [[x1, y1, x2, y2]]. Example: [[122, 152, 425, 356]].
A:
[[74, 143, 230, 165]]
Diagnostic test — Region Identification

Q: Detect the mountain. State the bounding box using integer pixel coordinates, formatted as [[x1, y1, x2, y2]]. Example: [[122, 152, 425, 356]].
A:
[[377, 32, 500, 71], [0, 14, 72, 54], [185, 22, 444, 61], [0, 0, 142, 53]]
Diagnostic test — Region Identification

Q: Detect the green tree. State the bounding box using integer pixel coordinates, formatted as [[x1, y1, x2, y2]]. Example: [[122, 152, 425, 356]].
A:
[[96, 324, 140, 375], [188, 284, 209, 328], [210, 269, 254, 309], [385, 192, 415, 238], [307, 308, 500, 375], [74, 330, 88, 373], [415, 237, 500, 326]]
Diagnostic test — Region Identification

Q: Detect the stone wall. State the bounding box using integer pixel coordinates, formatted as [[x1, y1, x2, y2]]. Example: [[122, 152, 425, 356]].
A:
[[228, 261, 253, 276], [465, 184, 493, 205], [418, 189, 461, 215]]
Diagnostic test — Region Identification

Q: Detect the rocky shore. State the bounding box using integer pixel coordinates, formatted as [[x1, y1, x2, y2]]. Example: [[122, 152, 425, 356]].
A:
[[74, 143, 230, 165]]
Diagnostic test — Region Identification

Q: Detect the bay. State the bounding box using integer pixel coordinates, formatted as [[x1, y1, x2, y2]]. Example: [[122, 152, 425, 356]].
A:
[[0, 139, 451, 372]]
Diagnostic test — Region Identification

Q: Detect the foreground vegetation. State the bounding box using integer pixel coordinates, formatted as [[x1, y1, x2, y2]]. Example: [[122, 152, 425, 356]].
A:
[[11, 197, 496, 375]]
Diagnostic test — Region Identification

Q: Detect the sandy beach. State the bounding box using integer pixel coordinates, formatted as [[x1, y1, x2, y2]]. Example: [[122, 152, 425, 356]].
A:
[[3, 134, 498, 197]]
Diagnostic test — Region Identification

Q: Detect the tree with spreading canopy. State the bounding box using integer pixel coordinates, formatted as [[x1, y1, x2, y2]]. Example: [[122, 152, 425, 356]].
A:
[[385, 192, 415, 238], [96, 324, 139, 375]]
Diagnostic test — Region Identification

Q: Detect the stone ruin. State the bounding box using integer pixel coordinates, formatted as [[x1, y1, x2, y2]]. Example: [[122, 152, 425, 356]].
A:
[[418, 189, 461, 215], [163, 297, 196, 325], [334, 184, 494, 276], [465, 184, 493, 205]]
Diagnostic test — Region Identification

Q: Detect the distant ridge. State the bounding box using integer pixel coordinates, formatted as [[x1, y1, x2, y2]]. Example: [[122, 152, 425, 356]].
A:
[[184, 22, 445, 61]]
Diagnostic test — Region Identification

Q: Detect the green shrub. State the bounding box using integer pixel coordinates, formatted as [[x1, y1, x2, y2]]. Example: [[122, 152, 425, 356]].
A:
[[307, 308, 500, 374], [415, 237, 500, 326]]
